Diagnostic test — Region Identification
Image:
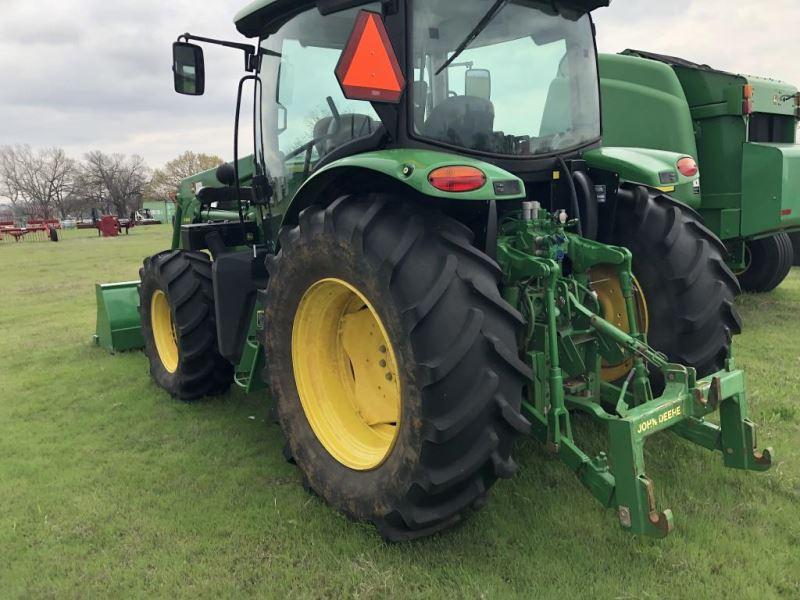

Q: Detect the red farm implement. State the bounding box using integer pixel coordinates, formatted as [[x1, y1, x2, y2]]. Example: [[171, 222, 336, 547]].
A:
[[0, 219, 60, 243]]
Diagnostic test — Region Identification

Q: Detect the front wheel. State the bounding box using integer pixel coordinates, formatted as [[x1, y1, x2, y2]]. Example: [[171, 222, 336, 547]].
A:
[[139, 250, 233, 401], [263, 195, 531, 541]]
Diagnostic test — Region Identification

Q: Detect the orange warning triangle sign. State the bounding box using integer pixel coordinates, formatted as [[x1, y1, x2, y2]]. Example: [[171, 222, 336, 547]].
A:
[[336, 11, 405, 103]]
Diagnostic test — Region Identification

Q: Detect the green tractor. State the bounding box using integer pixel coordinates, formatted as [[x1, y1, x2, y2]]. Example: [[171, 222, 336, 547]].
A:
[[96, 0, 772, 540], [600, 50, 800, 292]]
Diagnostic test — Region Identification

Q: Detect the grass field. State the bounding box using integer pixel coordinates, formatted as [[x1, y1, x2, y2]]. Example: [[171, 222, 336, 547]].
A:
[[1, 226, 799, 598]]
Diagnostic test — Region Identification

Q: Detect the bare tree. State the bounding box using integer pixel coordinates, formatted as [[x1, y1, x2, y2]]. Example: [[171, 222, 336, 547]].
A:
[[78, 151, 151, 217], [0, 145, 78, 219], [147, 151, 224, 203]]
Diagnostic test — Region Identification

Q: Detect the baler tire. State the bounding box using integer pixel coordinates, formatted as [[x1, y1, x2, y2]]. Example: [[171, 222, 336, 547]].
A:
[[611, 185, 742, 378], [139, 250, 233, 401], [262, 194, 531, 542], [737, 233, 794, 293], [790, 232, 800, 267]]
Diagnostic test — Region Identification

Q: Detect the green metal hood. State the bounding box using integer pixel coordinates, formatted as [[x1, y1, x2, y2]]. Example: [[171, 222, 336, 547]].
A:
[[235, 0, 609, 38], [621, 50, 798, 118]]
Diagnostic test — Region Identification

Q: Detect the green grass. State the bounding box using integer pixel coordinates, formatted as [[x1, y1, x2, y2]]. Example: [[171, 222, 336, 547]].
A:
[[1, 226, 799, 598]]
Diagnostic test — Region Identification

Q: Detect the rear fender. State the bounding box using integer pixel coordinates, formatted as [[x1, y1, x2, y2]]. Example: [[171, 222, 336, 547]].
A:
[[585, 147, 700, 209], [281, 149, 526, 227]]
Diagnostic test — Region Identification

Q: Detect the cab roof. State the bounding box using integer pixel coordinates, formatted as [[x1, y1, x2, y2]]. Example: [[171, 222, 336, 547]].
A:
[[234, 0, 610, 38]]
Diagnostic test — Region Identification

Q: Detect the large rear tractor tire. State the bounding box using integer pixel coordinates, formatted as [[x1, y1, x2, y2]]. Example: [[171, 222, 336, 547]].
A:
[[737, 233, 793, 293], [139, 250, 234, 401], [263, 195, 531, 541], [610, 185, 742, 378]]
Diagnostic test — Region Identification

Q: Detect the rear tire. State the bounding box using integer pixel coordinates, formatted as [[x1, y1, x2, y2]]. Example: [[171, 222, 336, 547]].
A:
[[139, 250, 233, 401], [263, 194, 531, 541], [610, 185, 742, 377], [737, 233, 793, 293]]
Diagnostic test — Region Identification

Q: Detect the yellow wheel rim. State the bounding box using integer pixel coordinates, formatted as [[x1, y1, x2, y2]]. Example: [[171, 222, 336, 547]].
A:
[[292, 278, 402, 471], [151, 289, 179, 374], [589, 266, 649, 382]]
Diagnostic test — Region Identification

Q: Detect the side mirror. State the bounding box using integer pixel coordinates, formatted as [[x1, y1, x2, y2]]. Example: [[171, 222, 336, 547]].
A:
[[465, 69, 491, 101], [173, 42, 205, 96]]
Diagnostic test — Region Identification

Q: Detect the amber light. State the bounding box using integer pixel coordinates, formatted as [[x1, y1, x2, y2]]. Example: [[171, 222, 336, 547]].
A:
[[428, 166, 487, 192], [742, 85, 755, 115], [677, 157, 699, 178]]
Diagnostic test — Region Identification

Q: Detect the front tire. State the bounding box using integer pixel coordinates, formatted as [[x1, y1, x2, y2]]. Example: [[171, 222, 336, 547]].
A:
[[139, 250, 233, 401], [737, 233, 793, 293], [610, 185, 742, 377], [263, 195, 531, 541]]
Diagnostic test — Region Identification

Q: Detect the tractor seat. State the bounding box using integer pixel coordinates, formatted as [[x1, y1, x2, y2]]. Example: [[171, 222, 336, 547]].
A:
[[313, 114, 376, 157], [423, 96, 496, 152]]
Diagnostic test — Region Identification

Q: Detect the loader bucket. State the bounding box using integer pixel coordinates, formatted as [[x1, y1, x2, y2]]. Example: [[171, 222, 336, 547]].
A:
[[94, 281, 144, 352]]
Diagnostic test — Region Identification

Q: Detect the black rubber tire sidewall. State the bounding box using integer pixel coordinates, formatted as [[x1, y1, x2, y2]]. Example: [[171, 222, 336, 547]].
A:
[[611, 186, 741, 377], [139, 250, 234, 401], [265, 231, 424, 520], [789, 232, 800, 267], [738, 233, 793, 293], [263, 195, 530, 539]]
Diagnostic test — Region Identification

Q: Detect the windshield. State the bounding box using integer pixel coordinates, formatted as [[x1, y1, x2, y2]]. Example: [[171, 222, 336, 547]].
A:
[[411, 0, 601, 156], [258, 4, 381, 202]]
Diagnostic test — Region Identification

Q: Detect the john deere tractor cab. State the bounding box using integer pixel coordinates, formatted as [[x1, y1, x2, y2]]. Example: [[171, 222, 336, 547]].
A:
[[95, 0, 773, 541]]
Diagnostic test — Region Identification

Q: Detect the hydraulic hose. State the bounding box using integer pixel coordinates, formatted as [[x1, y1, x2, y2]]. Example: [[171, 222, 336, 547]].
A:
[[558, 156, 582, 238], [572, 170, 598, 241]]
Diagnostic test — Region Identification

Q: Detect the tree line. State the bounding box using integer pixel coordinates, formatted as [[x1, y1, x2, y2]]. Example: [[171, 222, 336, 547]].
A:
[[0, 146, 223, 221]]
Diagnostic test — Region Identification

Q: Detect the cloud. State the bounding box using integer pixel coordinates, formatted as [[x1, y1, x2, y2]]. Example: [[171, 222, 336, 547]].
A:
[[0, 0, 247, 166], [593, 0, 800, 85], [0, 0, 797, 171]]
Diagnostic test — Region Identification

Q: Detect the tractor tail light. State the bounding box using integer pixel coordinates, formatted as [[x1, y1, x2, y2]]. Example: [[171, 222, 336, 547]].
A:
[[428, 166, 487, 192], [677, 157, 699, 178]]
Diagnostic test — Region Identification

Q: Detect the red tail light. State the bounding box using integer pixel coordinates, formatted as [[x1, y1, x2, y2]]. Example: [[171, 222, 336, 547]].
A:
[[428, 166, 487, 193], [677, 157, 699, 178]]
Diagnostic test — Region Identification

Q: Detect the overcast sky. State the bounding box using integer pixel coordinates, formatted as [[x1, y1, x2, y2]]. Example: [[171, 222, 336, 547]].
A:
[[0, 0, 798, 169]]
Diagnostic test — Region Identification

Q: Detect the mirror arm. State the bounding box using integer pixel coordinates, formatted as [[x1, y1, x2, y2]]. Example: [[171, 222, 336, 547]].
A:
[[178, 33, 260, 72]]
